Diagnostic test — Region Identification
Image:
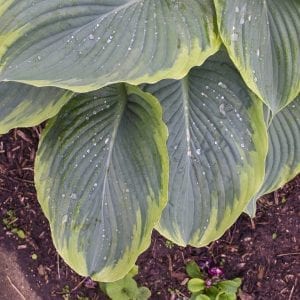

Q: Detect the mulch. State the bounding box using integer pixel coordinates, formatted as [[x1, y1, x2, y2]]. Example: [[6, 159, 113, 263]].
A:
[[0, 127, 299, 300]]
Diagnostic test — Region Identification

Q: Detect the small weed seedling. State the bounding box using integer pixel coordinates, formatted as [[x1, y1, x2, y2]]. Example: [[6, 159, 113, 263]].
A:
[[186, 260, 241, 300], [100, 265, 151, 300], [165, 239, 175, 249], [2, 210, 26, 239]]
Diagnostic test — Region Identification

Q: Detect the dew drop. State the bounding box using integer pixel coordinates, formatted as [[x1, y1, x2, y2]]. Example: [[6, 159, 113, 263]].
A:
[[231, 33, 239, 42], [70, 193, 77, 200], [219, 103, 226, 116], [88, 34, 95, 40], [62, 215, 68, 224], [218, 81, 227, 89]]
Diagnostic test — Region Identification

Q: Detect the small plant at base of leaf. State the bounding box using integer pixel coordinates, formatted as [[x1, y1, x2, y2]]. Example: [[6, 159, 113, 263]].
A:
[[165, 239, 175, 249], [99, 265, 151, 300], [186, 260, 241, 300], [2, 210, 26, 239]]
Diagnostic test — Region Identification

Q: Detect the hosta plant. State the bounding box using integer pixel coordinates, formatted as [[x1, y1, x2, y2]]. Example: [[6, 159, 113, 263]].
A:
[[0, 0, 299, 283]]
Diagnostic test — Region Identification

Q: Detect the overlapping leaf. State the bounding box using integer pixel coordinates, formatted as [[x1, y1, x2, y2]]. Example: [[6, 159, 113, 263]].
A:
[[35, 83, 168, 281], [245, 95, 300, 217], [143, 51, 268, 246], [0, 0, 220, 92], [214, 0, 300, 112], [0, 82, 73, 134]]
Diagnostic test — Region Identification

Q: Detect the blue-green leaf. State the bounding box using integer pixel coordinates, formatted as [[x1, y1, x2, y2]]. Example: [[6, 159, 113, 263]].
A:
[[245, 95, 300, 217], [0, 0, 220, 92], [214, 0, 300, 112], [35, 83, 168, 281], [0, 82, 73, 134], [143, 51, 268, 246]]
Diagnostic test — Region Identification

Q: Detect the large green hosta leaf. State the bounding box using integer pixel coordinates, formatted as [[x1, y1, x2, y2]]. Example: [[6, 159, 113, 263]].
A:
[[245, 95, 300, 217], [0, 0, 220, 92], [35, 84, 168, 281], [0, 82, 74, 134], [214, 0, 300, 112], [143, 51, 268, 246]]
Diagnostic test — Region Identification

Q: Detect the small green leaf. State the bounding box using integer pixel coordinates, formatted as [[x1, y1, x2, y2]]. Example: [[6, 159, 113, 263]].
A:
[[11, 228, 26, 239], [186, 261, 203, 278], [195, 295, 211, 300], [206, 286, 221, 298], [105, 277, 138, 300], [216, 292, 237, 300], [217, 278, 242, 294], [137, 287, 151, 300], [188, 278, 205, 293]]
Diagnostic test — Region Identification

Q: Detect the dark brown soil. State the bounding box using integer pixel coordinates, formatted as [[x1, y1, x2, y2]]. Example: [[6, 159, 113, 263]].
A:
[[0, 127, 299, 300]]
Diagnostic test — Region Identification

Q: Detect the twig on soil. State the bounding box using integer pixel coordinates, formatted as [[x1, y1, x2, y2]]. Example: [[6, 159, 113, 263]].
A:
[[288, 277, 298, 300], [4, 175, 34, 184], [0, 187, 13, 192], [6, 275, 26, 300], [167, 254, 173, 272], [151, 237, 157, 258], [277, 252, 300, 257], [71, 277, 88, 292], [274, 191, 279, 205], [57, 254, 61, 279], [9, 167, 34, 172]]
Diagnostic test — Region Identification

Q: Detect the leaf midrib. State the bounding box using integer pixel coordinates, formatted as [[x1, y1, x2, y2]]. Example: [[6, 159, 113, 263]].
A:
[[101, 84, 127, 217]]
